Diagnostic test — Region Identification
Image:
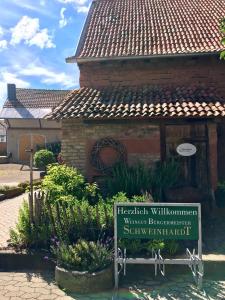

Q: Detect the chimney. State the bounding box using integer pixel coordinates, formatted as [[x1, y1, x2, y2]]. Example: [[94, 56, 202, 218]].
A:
[[7, 83, 16, 101]]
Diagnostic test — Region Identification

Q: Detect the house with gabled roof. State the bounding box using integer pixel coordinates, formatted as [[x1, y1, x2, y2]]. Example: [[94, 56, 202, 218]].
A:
[[48, 0, 225, 200], [0, 84, 70, 163]]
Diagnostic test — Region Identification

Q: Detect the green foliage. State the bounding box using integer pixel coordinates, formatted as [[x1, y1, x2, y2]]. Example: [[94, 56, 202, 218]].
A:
[[42, 164, 98, 203], [105, 162, 153, 198], [118, 239, 179, 256], [18, 179, 42, 192], [10, 201, 51, 248], [37, 141, 61, 155], [215, 182, 225, 207], [146, 240, 165, 253], [0, 185, 18, 192], [119, 239, 144, 255], [105, 160, 179, 201], [119, 239, 180, 256], [165, 240, 179, 255], [152, 160, 180, 201], [0, 185, 24, 198], [52, 240, 112, 272], [106, 192, 146, 204], [34, 149, 56, 170], [9, 190, 146, 249]]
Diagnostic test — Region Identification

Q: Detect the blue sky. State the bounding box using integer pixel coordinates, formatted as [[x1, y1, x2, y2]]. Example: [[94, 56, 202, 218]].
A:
[[0, 0, 91, 107]]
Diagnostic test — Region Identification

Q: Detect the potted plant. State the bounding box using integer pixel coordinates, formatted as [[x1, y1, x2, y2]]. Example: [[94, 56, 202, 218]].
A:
[[53, 239, 113, 293]]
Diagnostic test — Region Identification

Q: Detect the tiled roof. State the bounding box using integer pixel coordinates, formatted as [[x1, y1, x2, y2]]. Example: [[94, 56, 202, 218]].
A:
[[3, 88, 71, 109], [48, 86, 225, 120], [74, 0, 225, 60]]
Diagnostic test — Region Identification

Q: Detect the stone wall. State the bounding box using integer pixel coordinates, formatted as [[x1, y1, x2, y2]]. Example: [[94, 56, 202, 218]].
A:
[[79, 55, 225, 97], [61, 119, 160, 180]]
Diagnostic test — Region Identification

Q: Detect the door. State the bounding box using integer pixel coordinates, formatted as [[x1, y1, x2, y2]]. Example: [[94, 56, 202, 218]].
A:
[[18, 134, 46, 162], [165, 124, 209, 190]]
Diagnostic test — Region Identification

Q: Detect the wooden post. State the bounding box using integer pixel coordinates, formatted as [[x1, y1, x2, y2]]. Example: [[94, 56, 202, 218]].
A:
[[207, 123, 218, 210], [26, 148, 34, 224]]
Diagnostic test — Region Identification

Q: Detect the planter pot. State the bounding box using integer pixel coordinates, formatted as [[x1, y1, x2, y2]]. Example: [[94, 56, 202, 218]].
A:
[[55, 265, 113, 293]]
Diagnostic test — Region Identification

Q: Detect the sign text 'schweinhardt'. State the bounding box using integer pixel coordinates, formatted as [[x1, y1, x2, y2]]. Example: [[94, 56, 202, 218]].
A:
[[116, 204, 199, 240]]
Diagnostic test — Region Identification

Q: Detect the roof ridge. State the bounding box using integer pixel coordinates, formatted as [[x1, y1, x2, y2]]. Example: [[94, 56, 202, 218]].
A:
[[16, 88, 71, 92]]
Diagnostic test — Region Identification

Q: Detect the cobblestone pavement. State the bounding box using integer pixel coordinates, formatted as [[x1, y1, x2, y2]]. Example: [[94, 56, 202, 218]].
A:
[[0, 193, 26, 248], [0, 272, 72, 300], [0, 271, 225, 300], [0, 164, 40, 186]]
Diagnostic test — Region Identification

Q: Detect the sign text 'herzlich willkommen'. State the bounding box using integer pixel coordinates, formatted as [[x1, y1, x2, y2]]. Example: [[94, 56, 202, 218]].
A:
[[116, 204, 199, 240]]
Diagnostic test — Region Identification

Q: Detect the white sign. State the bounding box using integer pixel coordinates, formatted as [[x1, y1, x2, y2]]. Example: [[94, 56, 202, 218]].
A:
[[176, 143, 197, 156]]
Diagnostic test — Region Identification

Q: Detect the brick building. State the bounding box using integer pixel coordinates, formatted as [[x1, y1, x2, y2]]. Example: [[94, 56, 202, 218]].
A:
[[0, 84, 70, 163], [49, 0, 225, 200]]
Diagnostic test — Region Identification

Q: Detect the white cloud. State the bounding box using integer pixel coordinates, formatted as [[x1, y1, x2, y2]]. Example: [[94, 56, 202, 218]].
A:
[[57, 0, 88, 4], [8, 0, 56, 18], [56, 0, 90, 13], [59, 7, 68, 28], [18, 63, 75, 89], [29, 29, 55, 49], [0, 40, 7, 50], [0, 26, 4, 38], [10, 16, 55, 49], [76, 5, 90, 13]]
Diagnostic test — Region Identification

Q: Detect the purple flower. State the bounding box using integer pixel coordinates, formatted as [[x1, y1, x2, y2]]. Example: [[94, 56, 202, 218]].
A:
[[44, 256, 49, 260]]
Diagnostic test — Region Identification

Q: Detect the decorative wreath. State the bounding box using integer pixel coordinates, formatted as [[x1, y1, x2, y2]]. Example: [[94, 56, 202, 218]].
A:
[[90, 137, 127, 174]]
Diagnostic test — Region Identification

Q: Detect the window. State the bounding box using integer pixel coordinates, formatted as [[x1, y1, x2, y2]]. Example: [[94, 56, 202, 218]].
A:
[[0, 135, 6, 142]]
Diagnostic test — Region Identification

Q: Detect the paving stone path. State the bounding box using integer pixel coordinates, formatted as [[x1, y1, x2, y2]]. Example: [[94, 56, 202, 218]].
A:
[[0, 271, 225, 299], [0, 193, 26, 248], [0, 272, 72, 300]]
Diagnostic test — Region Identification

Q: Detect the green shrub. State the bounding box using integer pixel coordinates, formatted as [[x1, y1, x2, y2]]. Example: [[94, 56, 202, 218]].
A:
[[0, 185, 24, 198], [105, 160, 180, 200], [105, 162, 153, 198], [146, 240, 165, 253], [152, 160, 180, 201], [215, 182, 225, 207], [34, 149, 56, 170], [165, 240, 179, 255], [18, 179, 42, 192], [118, 239, 179, 256], [0, 185, 18, 192], [37, 141, 61, 156], [118, 239, 144, 255], [42, 164, 98, 203], [52, 239, 112, 272], [10, 201, 51, 248], [9, 191, 146, 249]]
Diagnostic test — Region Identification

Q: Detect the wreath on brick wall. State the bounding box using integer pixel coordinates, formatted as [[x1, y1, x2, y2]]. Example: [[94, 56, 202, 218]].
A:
[[90, 137, 127, 174]]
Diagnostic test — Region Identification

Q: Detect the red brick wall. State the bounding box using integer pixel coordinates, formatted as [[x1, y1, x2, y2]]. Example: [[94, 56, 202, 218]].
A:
[[62, 120, 160, 181], [79, 55, 225, 97], [86, 136, 160, 180]]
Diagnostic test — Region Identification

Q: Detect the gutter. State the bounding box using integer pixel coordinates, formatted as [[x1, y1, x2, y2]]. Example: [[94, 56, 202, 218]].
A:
[[66, 51, 220, 64]]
